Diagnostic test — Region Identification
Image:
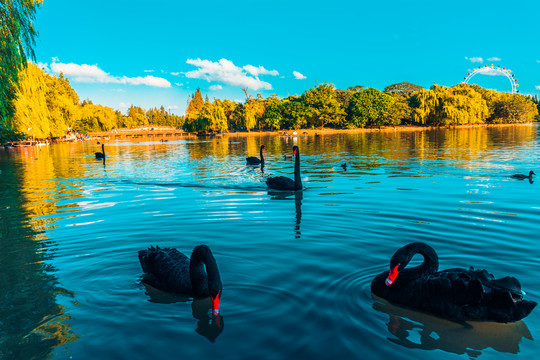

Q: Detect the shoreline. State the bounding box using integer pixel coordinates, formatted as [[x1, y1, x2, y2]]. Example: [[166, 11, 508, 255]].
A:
[[88, 122, 536, 139], [4, 122, 535, 146]]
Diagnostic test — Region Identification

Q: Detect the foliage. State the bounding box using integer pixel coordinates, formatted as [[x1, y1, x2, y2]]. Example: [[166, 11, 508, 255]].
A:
[[411, 85, 489, 126], [488, 94, 538, 124], [301, 83, 345, 128], [347, 88, 395, 127], [0, 0, 42, 125], [186, 88, 204, 115], [0, 124, 25, 144]]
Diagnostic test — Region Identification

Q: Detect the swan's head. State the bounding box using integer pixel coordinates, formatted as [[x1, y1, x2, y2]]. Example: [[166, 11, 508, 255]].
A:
[[385, 263, 400, 286], [530, 171, 536, 176], [210, 288, 222, 316]]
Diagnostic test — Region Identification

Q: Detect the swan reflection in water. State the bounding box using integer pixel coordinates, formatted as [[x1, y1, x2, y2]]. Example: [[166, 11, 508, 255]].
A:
[[372, 295, 533, 358], [268, 190, 303, 238], [142, 284, 224, 342]]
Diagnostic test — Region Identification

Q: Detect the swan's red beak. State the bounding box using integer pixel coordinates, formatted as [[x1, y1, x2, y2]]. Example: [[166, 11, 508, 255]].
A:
[[385, 264, 400, 286], [293, 148, 297, 156], [211, 290, 221, 316]]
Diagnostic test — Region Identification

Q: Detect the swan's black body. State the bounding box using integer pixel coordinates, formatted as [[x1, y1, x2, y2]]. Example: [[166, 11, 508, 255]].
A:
[[266, 146, 302, 190], [371, 242, 536, 323], [138, 245, 222, 314], [246, 145, 265, 165], [95, 144, 105, 159], [511, 171, 535, 180]]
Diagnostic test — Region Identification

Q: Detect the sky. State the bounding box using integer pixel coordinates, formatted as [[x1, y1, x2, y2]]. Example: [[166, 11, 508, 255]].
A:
[[34, 0, 540, 115]]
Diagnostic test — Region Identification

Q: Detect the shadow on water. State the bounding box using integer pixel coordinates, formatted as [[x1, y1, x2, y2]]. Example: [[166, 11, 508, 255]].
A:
[[372, 295, 533, 358], [141, 284, 225, 342], [268, 190, 303, 238], [0, 156, 78, 359]]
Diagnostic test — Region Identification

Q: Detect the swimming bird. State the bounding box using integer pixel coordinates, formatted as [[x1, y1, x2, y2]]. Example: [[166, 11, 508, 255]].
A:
[[371, 242, 536, 323], [511, 171, 535, 180], [341, 162, 347, 170], [95, 144, 105, 159], [266, 145, 303, 190], [138, 245, 222, 316], [246, 145, 265, 165]]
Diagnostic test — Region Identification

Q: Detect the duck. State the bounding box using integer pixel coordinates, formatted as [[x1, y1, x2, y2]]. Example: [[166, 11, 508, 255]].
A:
[[371, 242, 536, 323], [340, 162, 347, 170], [266, 145, 303, 191], [246, 145, 265, 165], [138, 245, 222, 316], [511, 171, 535, 180], [95, 144, 105, 159]]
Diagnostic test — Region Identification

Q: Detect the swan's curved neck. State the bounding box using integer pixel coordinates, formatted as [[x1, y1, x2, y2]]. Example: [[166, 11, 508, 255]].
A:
[[102, 144, 105, 155], [394, 242, 438, 277], [260, 146, 264, 162], [189, 245, 221, 296], [294, 149, 302, 190]]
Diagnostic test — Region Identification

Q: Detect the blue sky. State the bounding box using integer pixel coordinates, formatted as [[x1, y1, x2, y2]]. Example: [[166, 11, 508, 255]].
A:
[[34, 0, 540, 115]]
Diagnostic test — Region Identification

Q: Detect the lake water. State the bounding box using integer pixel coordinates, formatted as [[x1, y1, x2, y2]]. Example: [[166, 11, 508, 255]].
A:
[[1, 125, 539, 360]]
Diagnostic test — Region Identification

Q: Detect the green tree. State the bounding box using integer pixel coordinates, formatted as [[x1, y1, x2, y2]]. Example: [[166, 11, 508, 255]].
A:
[[281, 97, 308, 129], [488, 94, 538, 124], [302, 83, 345, 128], [186, 87, 204, 115], [347, 88, 395, 127], [0, 0, 42, 125], [9, 62, 51, 138]]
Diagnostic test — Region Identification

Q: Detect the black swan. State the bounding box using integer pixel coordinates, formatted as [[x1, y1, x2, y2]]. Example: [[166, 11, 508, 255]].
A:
[[246, 145, 265, 165], [95, 144, 105, 159], [371, 242, 536, 323], [138, 245, 222, 315], [511, 171, 535, 180], [266, 145, 302, 190]]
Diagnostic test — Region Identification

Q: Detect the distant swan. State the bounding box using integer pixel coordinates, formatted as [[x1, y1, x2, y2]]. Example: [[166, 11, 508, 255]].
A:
[[266, 146, 303, 190], [371, 242, 536, 323], [95, 144, 105, 159], [246, 145, 265, 165], [138, 245, 222, 315], [511, 171, 535, 180]]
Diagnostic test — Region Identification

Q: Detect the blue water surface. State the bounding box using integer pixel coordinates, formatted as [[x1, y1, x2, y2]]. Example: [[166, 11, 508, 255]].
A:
[[0, 125, 539, 360]]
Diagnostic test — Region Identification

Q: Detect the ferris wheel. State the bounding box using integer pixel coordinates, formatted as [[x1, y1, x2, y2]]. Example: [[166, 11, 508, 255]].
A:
[[463, 64, 519, 94]]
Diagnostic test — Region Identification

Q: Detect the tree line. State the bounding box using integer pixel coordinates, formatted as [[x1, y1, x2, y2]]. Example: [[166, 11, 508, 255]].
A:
[[184, 82, 539, 133], [2, 63, 539, 142], [4, 63, 184, 140]]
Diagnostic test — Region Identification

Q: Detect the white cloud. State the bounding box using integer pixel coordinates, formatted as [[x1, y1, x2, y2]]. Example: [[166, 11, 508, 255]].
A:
[[167, 105, 179, 110], [144, 69, 154, 73], [185, 58, 273, 90], [293, 71, 306, 80], [487, 57, 501, 62], [470, 66, 512, 76], [171, 72, 181, 76], [119, 102, 130, 109], [465, 56, 484, 63], [536, 85, 540, 90], [174, 82, 184, 87], [243, 64, 279, 77], [209, 84, 223, 90], [49, 59, 171, 88]]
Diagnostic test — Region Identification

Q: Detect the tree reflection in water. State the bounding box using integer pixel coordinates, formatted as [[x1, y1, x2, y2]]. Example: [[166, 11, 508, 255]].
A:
[[372, 295, 533, 358], [0, 155, 78, 359]]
